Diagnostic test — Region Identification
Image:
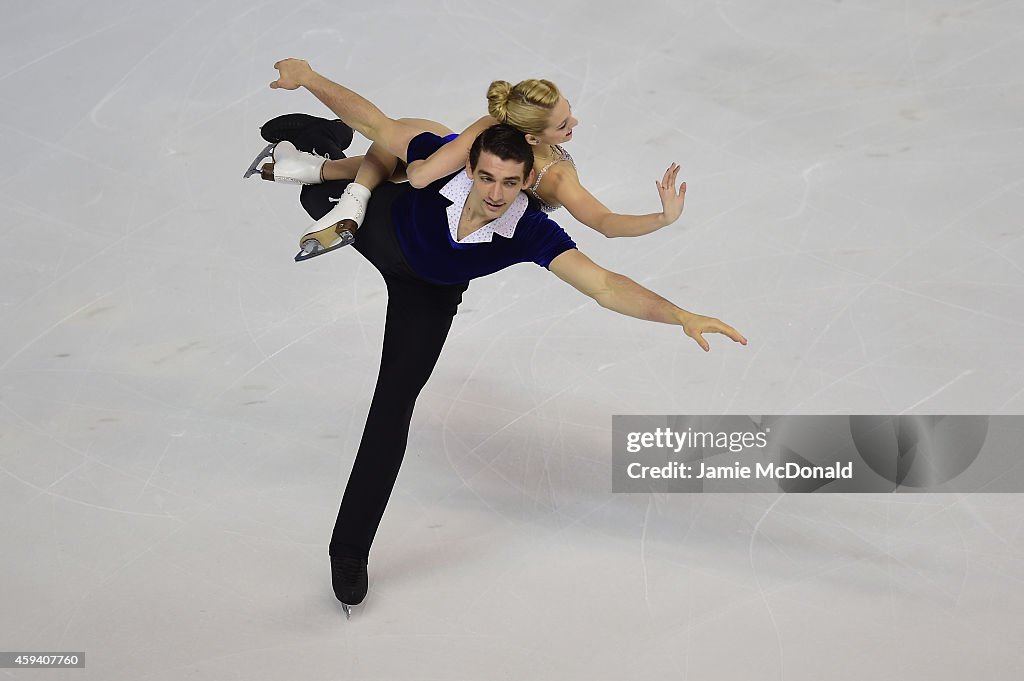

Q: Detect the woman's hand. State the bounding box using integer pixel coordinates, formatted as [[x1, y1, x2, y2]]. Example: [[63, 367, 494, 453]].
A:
[[270, 58, 315, 90], [656, 163, 687, 225]]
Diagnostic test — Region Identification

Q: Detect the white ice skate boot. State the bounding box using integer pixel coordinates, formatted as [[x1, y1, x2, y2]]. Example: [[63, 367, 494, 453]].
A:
[[295, 183, 371, 262], [243, 141, 326, 184]]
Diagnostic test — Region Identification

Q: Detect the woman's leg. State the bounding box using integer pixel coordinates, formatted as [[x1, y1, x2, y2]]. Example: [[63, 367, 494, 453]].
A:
[[286, 66, 433, 164], [395, 117, 454, 138], [321, 117, 453, 183], [318, 154, 407, 183], [295, 139, 405, 258], [296, 117, 455, 258], [320, 156, 364, 181]]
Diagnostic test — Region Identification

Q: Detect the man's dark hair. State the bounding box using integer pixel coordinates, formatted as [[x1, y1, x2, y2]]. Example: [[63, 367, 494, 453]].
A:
[[468, 124, 534, 179]]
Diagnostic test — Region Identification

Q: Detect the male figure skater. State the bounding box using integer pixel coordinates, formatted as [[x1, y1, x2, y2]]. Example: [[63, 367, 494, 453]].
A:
[[265, 59, 747, 617]]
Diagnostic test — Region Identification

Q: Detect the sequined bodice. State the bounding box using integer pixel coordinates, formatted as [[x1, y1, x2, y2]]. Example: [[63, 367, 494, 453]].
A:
[[527, 144, 576, 213]]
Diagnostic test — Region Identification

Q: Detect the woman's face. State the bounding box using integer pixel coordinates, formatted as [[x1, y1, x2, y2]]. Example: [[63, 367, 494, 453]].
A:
[[536, 96, 578, 145]]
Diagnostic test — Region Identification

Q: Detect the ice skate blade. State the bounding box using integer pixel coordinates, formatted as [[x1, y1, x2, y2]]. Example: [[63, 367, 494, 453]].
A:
[[339, 599, 365, 619], [294, 229, 355, 262], [243, 142, 275, 179]]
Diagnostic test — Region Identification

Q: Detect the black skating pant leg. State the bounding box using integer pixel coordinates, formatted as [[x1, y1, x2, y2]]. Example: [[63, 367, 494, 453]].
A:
[[298, 181, 469, 562], [328, 275, 465, 560]]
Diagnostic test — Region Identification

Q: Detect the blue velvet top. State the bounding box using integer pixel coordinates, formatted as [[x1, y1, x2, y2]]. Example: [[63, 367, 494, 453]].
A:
[[392, 133, 577, 286]]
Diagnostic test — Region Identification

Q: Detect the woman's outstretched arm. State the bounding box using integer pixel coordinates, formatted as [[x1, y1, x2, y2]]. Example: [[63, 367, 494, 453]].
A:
[[548, 163, 688, 238]]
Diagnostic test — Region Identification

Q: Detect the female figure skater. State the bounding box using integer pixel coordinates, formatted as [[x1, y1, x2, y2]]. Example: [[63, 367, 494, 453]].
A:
[[249, 59, 687, 258]]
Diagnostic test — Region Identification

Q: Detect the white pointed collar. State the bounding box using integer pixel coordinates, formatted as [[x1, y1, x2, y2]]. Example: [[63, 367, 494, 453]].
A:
[[438, 171, 529, 244]]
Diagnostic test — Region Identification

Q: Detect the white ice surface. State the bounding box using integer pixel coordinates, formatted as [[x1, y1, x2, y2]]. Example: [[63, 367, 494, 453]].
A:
[[2, 1, 1024, 679]]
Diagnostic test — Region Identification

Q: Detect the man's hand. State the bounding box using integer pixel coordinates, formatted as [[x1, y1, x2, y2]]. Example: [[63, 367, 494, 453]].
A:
[[656, 163, 687, 225], [270, 58, 315, 90], [677, 310, 747, 352], [548, 249, 747, 352]]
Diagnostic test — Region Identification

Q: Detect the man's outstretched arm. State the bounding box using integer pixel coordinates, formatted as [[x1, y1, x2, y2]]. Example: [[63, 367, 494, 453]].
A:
[[547, 249, 747, 352], [270, 58, 420, 162]]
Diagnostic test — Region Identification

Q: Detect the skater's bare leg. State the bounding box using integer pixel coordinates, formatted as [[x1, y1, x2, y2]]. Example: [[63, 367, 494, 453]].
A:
[[322, 117, 453, 183], [321, 156, 364, 182], [321, 155, 411, 183], [396, 117, 454, 138], [315, 155, 405, 183], [294, 117, 454, 259], [322, 118, 453, 183], [295, 136, 402, 256], [271, 59, 427, 163], [352, 144, 396, 192]]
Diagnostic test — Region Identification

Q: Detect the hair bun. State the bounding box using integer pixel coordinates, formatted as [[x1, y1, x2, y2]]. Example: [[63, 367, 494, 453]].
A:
[[486, 80, 513, 122]]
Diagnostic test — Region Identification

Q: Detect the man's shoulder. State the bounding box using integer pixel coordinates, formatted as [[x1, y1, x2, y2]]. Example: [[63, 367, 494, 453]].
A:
[[515, 198, 561, 229]]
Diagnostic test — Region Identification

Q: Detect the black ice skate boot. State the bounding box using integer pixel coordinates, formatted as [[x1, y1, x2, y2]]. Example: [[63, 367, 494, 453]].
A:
[[330, 556, 368, 619], [260, 113, 354, 160]]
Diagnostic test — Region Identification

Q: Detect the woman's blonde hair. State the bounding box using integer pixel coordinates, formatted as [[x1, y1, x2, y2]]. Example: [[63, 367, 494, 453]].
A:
[[486, 79, 561, 136]]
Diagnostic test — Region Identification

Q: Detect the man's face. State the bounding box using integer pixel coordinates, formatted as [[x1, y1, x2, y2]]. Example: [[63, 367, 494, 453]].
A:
[[465, 151, 535, 219]]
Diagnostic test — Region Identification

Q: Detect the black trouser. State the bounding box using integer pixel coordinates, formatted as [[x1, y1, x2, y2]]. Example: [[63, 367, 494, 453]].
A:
[[300, 181, 469, 561]]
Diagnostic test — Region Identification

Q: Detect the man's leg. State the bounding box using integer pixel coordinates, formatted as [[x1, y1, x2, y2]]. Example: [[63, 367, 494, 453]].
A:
[[299, 177, 464, 611], [329, 275, 467, 560]]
